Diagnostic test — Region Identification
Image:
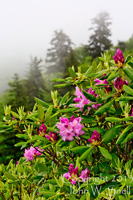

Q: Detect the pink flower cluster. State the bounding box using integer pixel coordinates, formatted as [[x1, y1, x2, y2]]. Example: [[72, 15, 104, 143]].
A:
[[63, 164, 89, 185], [24, 146, 43, 161], [39, 124, 57, 142], [88, 131, 100, 145], [94, 78, 110, 93], [56, 116, 85, 141], [73, 86, 101, 112], [114, 77, 128, 91], [45, 131, 58, 142], [39, 124, 47, 136], [113, 49, 124, 66]]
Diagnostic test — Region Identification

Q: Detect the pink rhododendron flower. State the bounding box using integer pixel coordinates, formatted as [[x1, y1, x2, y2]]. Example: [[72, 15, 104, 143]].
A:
[[114, 77, 128, 91], [63, 164, 89, 185], [63, 164, 79, 185], [88, 131, 100, 145], [45, 131, 58, 142], [94, 78, 110, 93], [24, 146, 43, 161], [79, 168, 90, 182], [73, 86, 101, 112], [39, 124, 47, 136], [113, 49, 124, 67], [56, 116, 85, 141]]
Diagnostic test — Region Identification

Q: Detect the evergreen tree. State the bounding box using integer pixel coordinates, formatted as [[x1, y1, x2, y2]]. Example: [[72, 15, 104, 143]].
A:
[[25, 57, 47, 109], [7, 73, 27, 110], [46, 30, 75, 75], [87, 11, 112, 58]]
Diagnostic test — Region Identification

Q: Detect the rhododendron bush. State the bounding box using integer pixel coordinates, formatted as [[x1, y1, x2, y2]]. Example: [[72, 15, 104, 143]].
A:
[[0, 50, 133, 200]]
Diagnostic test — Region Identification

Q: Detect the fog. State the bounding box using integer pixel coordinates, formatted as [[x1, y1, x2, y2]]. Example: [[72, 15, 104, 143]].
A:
[[0, 0, 133, 94]]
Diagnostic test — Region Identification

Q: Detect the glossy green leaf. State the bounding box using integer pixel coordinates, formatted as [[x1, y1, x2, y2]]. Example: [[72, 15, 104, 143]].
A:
[[95, 100, 113, 115], [116, 96, 133, 101], [85, 66, 93, 76], [86, 73, 98, 78], [11, 111, 19, 118], [16, 134, 29, 140], [79, 147, 93, 162], [102, 124, 122, 143], [122, 131, 133, 143], [59, 107, 78, 113], [38, 104, 44, 120], [71, 146, 90, 154], [99, 146, 112, 160], [106, 116, 133, 122], [59, 92, 69, 106], [45, 105, 53, 126], [34, 97, 49, 108], [123, 67, 133, 80], [54, 83, 71, 88], [83, 90, 96, 102], [128, 61, 133, 67], [116, 124, 133, 145], [123, 85, 133, 96], [107, 71, 119, 81], [68, 67, 77, 78]]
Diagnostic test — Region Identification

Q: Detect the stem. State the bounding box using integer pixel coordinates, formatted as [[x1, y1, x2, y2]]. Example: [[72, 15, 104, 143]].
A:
[[0, 192, 6, 200]]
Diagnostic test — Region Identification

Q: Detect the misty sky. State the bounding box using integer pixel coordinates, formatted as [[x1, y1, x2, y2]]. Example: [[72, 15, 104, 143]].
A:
[[0, 0, 133, 87]]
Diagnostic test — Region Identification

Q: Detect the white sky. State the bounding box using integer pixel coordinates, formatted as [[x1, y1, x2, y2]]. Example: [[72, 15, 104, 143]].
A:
[[0, 0, 133, 82]]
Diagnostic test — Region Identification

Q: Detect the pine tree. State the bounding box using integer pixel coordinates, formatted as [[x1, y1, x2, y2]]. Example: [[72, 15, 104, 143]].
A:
[[7, 73, 27, 110], [87, 11, 112, 58], [25, 57, 47, 109], [46, 30, 75, 75]]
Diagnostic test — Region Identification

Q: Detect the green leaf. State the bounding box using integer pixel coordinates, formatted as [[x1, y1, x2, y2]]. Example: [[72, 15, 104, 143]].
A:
[[123, 85, 133, 96], [45, 105, 53, 126], [116, 96, 133, 101], [85, 66, 92, 76], [79, 147, 93, 162], [59, 92, 69, 106], [95, 100, 113, 115], [116, 124, 133, 145], [102, 124, 122, 143], [16, 134, 29, 140], [107, 71, 119, 81], [54, 83, 71, 88], [125, 55, 132, 63], [38, 104, 44, 120], [40, 191, 56, 198], [14, 142, 27, 147], [4, 172, 17, 181], [85, 73, 98, 78], [98, 146, 112, 160], [123, 67, 133, 80], [128, 61, 133, 67], [106, 116, 133, 122], [83, 90, 96, 102], [11, 111, 19, 118], [34, 97, 49, 108], [58, 107, 78, 113], [71, 146, 90, 154], [68, 67, 77, 78], [122, 131, 133, 143], [81, 116, 96, 123]]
